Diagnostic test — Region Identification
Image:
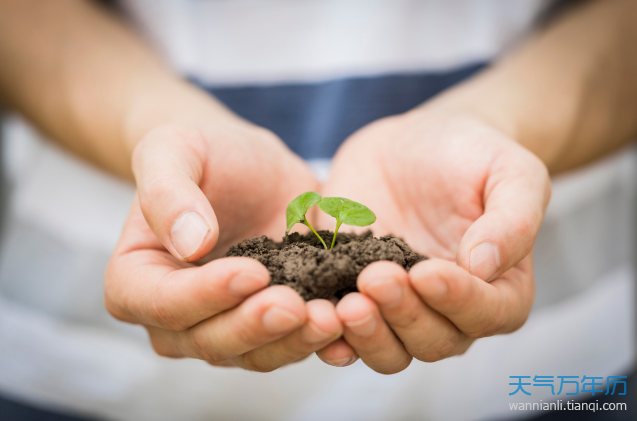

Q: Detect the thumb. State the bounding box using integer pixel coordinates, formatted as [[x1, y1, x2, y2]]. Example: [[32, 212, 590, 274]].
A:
[[457, 151, 551, 281], [132, 125, 219, 262]]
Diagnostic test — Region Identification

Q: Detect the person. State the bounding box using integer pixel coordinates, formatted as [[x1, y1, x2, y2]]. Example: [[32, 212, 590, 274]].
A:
[[0, 0, 634, 420]]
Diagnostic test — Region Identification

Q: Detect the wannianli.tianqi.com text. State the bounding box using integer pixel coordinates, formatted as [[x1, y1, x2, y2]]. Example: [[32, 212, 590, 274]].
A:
[[509, 401, 628, 412]]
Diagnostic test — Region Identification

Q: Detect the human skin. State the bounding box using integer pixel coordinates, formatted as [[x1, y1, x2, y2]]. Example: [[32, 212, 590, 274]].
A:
[[315, 111, 548, 372], [0, 0, 345, 371], [315, 0, 637, 372], [0, 0, 636, 372]]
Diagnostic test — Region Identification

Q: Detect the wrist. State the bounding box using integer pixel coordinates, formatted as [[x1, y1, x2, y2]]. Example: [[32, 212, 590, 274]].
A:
[[122, 77, 243, 156], [417, 70, 570, 173]]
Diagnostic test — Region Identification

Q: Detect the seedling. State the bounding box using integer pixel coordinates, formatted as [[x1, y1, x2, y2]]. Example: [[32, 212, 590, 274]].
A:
[[286, 192, 376, 250], [318, 197, 376, 250], [286, 191, 328, 249]]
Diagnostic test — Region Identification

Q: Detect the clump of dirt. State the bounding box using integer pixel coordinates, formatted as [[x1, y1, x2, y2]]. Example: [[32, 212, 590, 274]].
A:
[[225, 230, 427, 301]]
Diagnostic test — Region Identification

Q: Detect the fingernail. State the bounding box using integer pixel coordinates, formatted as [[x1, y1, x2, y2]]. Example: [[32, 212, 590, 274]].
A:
[[228, 272, 268, 297], [365, 278, 402, 307], [470, 242, 501, 281], [327, 356, 358, 367], [344, 313, 376, 337], [301, 321, 333, 344], [262, 306, 301, 334], [171, 211, 210, 259]]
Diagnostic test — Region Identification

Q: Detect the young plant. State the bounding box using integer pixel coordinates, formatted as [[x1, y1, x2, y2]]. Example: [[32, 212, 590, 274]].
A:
[[318, 197, 376, 249], [286, 191, 328, 249]]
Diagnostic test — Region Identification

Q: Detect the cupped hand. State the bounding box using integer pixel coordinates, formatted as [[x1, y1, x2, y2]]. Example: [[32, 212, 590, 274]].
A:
[[105, 121, 344, 371], [316, 110, 551, 373]]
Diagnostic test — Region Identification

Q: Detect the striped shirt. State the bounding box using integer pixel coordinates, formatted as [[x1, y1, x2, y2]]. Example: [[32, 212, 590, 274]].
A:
[[0, 2, 634, 420]]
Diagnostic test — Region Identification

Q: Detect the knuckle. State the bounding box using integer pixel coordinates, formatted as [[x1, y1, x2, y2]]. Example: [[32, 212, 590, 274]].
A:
[[450, 338, 474, 357], [507, 312, 530, 334], [103, 264, 134, 323], [140, 176, 181, 206], [416, 334, 461, 363], [133, 124, 207, 193], [374, 367, 402, 375], [150, 284, 189, 331], [240, 353, 277, 373], [103, 294, 130, 323], [232, 307, 269, 349], [188, 328, 222, 363], [373, 358, 412, 375], [444, 277, 470, 305], [390, 309, 421, 330], [206, 360, 235, 368], [233, 322, 261, 350], [466, 304, 508, 338], [417, 351, 444, 363], [149, 337, 181, 359], [132, 126, 176, 169]]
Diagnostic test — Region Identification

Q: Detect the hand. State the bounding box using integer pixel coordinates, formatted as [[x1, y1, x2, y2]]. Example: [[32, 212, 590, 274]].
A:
[[105, 120, 344, 371], [316, 110, 551, 373]]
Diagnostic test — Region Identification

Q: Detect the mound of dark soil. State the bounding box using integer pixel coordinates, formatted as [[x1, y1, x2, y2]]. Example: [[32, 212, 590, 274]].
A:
[[225, 230, 427, 301]]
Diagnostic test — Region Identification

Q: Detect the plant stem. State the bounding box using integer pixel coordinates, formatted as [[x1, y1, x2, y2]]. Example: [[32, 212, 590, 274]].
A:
[[330, 221, 342, 250], [304, 220, 328, 249]]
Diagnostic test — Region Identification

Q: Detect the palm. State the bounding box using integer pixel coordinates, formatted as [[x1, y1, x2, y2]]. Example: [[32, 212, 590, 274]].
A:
[[193, 125, 319, 255], [322, 115, 473, 257], [312, 112, 550, 373], [321, 112, 539, 277], [133, 122, 319, 260], [107, 123, 335, 373]]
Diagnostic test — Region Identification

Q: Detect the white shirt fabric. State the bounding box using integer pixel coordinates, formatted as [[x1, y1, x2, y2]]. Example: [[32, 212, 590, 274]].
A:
[[0, 1, 634, 420]]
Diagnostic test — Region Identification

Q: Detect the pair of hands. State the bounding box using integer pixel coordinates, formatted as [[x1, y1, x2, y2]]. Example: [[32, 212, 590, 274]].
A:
[[104, 106, 550, 374]]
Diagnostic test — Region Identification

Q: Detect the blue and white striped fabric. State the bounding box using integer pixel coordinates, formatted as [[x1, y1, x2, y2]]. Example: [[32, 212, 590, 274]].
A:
[[123, 0, 545, 163], [0, 1, 634, 421], [200, 64, 486, 160]]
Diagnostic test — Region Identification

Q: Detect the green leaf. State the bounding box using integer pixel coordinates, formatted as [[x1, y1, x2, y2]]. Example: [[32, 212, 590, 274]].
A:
[[318, 197, 376, 227], [286, 191, 322, 233]]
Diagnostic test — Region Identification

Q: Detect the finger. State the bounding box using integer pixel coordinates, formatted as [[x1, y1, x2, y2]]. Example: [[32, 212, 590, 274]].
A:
[[169, 286, 306, 363], [336, 293, 412, 374], [145, 325, 186, 359], [105, 243, 270, 330], [357, 261, 472, 362], [144, 325, 238, 367], [132, 125, 219, 262], [233, 299, 343, 372], [409, 258, 535, 338], [316, 338, 359, 367], [456, 147, 550, 281]]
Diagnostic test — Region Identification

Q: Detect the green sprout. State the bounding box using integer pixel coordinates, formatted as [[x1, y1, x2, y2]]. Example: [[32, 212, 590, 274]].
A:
[[318, 197, 376, 249], [286, 191, 328, 249], [285, 192, 377, 250]]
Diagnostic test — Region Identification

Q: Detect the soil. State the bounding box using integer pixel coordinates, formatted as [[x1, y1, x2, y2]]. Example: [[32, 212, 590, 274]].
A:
[[225, 230, 427, 301]]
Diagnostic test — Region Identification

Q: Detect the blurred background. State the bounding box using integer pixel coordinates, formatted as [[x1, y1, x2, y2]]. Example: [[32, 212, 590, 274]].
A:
[[0, 0, 635, 420]]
